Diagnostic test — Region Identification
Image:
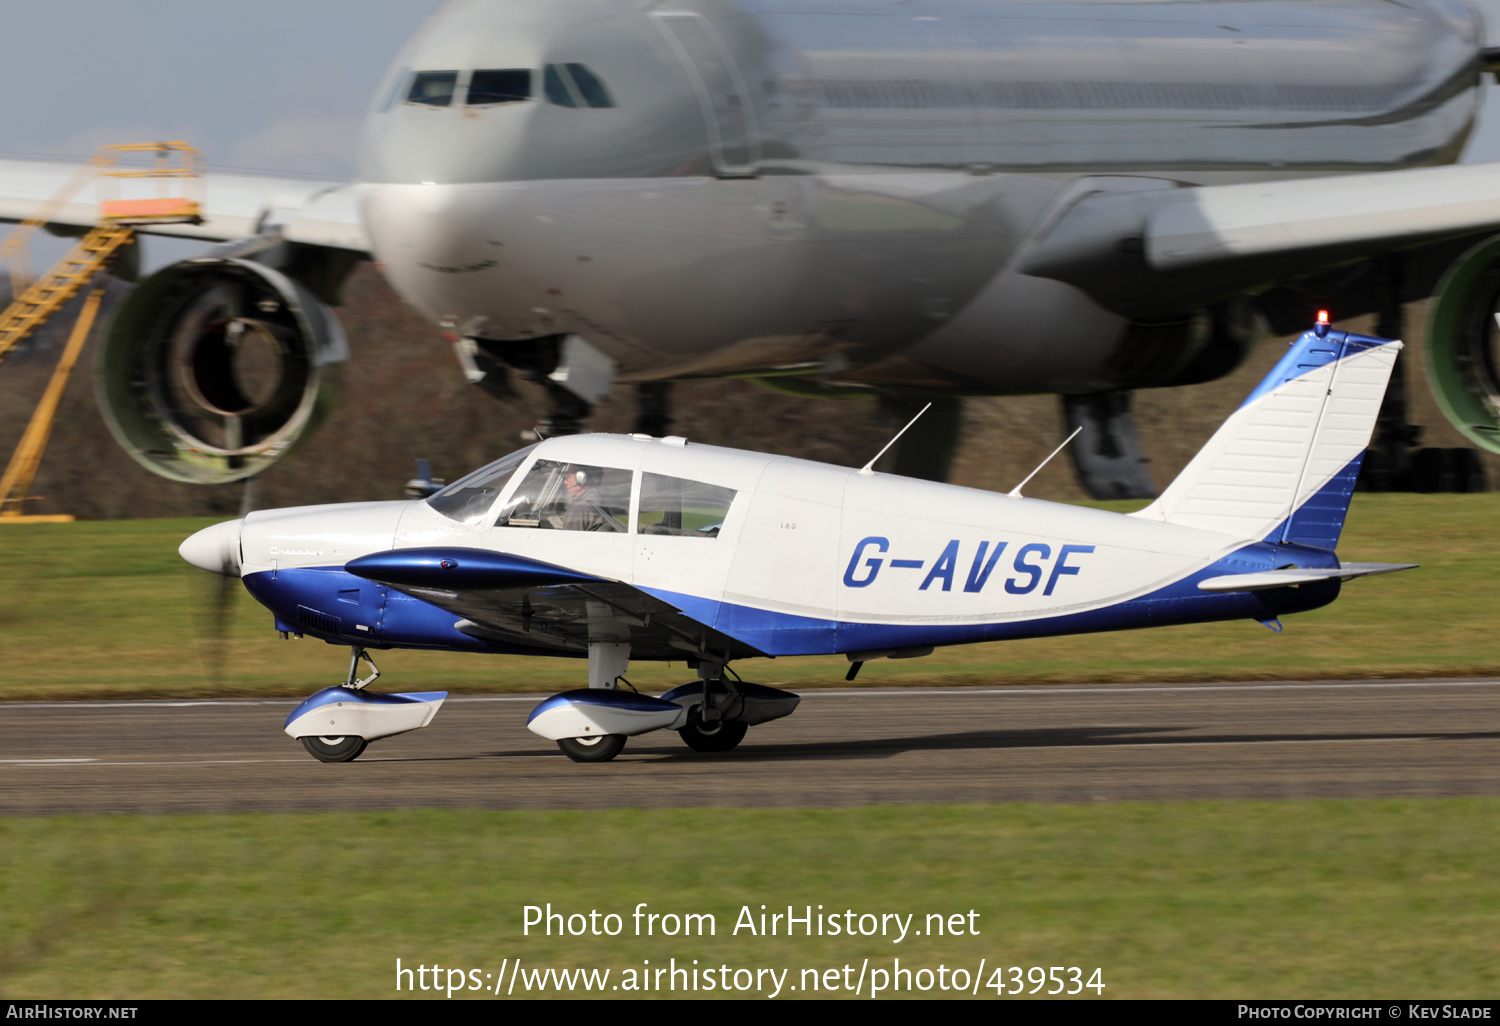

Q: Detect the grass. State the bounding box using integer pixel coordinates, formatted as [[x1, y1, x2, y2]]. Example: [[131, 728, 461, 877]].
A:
[[0, 801, 1495, 999], [0, 494, 1494, 700]]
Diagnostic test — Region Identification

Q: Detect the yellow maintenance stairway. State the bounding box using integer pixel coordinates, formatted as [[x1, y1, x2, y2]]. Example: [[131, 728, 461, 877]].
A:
[[0, 143, 203, 521]]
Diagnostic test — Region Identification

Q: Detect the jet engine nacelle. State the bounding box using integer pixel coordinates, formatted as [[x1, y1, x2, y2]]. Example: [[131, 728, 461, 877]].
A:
[[1425, 234, 1500, 454], [95, 257, 348, 484]]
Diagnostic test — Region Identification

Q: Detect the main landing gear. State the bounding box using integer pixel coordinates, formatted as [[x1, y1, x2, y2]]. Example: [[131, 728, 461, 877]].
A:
[[677, 704, 749, 753], [525, 648, 801, 764]]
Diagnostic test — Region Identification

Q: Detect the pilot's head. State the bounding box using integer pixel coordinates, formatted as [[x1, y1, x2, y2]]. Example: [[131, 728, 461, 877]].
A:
[[565, 468, 590, 497]]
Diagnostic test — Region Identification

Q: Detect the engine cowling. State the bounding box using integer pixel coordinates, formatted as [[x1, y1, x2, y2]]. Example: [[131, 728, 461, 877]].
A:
[[95, 257, 348, 484], [1426, 234, 1500, 453]]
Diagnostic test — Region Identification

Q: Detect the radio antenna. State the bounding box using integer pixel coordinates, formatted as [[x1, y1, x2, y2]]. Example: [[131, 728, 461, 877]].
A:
[[859, 402, 932, 475], [1008, 426, 1082, 498]]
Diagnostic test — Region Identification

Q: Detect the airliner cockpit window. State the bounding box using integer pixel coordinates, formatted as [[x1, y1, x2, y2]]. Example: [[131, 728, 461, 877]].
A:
[[498, 460, 631, 533], [543, 64, 616, 109], [378, 68, 410, 112], [407, 71, 458, 106], [564, 64, 615, 108], [468, 69, 532, 105], [426, 444, 537, 524], [636, 474, 735, 538]]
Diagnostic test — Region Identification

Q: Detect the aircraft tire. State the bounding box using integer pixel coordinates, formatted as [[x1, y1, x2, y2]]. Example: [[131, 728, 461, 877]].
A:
[[678, 717, 748, 753], [557, 734, 626, 763], [300, 735, 368, 763]]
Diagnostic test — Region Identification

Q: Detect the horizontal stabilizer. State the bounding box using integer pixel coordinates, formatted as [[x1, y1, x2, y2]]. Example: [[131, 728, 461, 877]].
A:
[[1197, 562, 1417, 593]]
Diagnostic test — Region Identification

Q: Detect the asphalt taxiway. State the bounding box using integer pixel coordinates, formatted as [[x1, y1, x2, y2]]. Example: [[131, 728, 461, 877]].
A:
[[2, 679, 1498, 814]]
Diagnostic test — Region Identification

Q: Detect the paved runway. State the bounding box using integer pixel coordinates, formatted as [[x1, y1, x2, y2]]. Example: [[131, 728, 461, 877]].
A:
[[3, 679, 1499, 814]]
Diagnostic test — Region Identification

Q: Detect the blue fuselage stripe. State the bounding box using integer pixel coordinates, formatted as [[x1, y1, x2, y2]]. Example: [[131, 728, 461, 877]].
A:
[[243, 537, 1340, 661]]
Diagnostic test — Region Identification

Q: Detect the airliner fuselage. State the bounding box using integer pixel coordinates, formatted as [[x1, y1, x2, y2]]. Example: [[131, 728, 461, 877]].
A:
[[357, 0, 1484, 395]]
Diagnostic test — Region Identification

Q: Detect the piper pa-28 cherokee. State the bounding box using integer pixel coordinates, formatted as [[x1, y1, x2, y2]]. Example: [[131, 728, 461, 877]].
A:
[[9, 0, 1500, 496], [181, 316, 1416, 762]]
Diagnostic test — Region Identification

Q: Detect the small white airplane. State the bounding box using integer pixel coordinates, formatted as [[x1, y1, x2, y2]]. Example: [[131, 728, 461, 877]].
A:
[[180, 315, 1416, 763]]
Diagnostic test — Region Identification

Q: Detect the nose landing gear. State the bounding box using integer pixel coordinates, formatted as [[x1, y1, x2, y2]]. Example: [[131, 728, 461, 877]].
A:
[[283, 647, 449, 763], [301, 734, 369, 763], [556, 733, 628, 762]]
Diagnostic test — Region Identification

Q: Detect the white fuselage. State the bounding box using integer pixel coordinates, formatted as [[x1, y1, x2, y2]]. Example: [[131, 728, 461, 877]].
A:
[[235, 433, 1293, 659]]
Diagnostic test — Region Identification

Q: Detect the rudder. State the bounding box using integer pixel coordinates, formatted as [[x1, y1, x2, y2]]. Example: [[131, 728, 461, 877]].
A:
[[1132, 325, 1401, 548]]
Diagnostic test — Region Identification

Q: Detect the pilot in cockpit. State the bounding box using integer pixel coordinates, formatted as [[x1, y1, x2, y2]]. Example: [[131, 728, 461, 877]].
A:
[[561, 467, 621, 532]]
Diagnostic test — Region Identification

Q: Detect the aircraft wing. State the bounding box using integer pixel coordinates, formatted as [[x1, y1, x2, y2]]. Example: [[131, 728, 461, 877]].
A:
[[345, 547, 764, 662], [1149, 164, 1500, 270], [0, 156, 368, 252], [1018, 162, 1500, 318]]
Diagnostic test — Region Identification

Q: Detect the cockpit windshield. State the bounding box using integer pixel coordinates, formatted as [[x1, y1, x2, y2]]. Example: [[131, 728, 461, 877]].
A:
[[407, 71, 458, 106], [425, 445, 538, 524], [468, 69, 532, 105], [543, 63, 616, 109]]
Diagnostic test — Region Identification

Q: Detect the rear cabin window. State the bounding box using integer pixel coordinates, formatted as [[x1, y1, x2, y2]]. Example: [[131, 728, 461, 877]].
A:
[[544, 63, 616, 109], [497, 460, 631, 533], [636, 474, 735, 538], [468, 68, 532, 105], [408, 71, 458, 106]]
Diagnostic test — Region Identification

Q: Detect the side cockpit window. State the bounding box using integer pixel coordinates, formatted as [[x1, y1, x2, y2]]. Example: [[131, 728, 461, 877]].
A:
[[426, 445, 537, 524], [499, 460, 631, 533], [544, 63, 616, 109], [407, 71, 459, 106], [468, 69, 532, 105], [378, 67, 410, 112], [637, 474, 735, 538]]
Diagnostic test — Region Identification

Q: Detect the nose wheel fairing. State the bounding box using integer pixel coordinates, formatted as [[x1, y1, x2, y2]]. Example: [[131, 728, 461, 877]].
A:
[[283, 686, 448, 745]]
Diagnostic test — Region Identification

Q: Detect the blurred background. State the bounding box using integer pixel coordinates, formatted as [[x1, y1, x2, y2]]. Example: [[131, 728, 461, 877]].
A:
[[3, 1, 1500, 518]]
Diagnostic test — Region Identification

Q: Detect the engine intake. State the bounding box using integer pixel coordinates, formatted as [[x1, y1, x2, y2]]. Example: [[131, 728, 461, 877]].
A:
[[95, 257, 347, 483], [1426, 234, 1500, 454]]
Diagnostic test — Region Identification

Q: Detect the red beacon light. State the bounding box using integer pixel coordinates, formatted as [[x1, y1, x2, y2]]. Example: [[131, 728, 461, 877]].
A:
[[1314, 309, 1331, 338]]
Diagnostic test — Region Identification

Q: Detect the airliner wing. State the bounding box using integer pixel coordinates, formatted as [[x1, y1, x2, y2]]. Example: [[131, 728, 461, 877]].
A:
[[1146, 164, 1500, 269], [0, 156, 368, 252], [1019, 161, 1500, 317]]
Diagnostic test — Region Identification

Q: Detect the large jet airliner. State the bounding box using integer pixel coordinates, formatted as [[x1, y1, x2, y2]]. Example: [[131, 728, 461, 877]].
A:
[[5, 0, 1500, 497]]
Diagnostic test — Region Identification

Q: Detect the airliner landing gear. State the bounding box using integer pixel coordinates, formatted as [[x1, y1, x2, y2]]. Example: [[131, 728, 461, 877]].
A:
[[1063, 391, 1158, 500]]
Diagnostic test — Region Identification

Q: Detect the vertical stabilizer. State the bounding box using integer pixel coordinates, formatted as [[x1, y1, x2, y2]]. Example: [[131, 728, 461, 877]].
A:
[[1132, 327, 1402, 548]]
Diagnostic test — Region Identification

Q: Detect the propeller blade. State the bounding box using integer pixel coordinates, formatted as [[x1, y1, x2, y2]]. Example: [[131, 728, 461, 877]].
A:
[[180, 480, 255, 685]]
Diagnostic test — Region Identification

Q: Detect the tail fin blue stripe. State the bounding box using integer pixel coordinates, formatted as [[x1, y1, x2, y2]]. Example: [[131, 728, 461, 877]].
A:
[[1264, 452, 1366, 550], [1238, 329, 1397, 411]]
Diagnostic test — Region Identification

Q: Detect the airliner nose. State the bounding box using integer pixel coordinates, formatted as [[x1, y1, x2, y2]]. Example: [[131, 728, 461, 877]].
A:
[[180, 519, 243, 577]]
